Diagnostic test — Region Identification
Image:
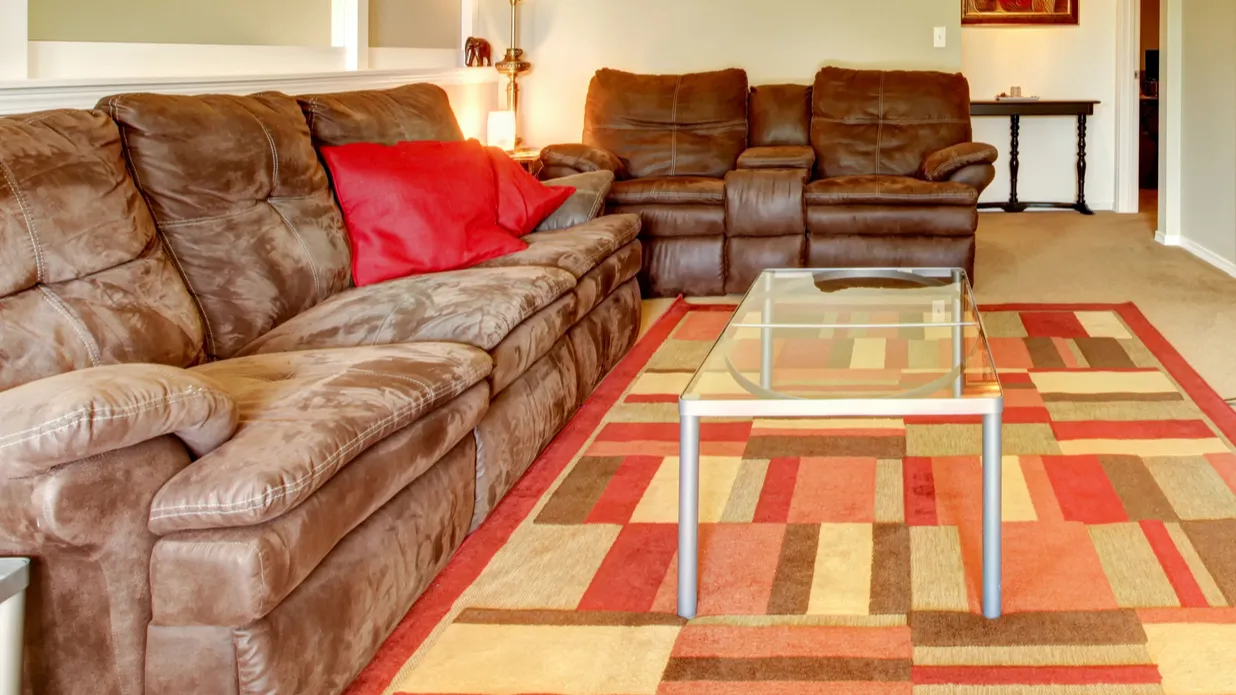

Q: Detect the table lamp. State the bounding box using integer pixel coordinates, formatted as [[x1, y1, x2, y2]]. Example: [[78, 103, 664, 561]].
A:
[[487, 110, 516, 152], [495, 0, 531, 148]]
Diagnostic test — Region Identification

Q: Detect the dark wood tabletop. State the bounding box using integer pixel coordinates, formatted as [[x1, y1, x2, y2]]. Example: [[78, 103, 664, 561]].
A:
[[971, 100, 1099, 117]]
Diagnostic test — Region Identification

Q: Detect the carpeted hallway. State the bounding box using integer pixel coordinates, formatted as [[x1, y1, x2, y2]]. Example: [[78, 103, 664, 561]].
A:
[[643, 203, 1236, 402]]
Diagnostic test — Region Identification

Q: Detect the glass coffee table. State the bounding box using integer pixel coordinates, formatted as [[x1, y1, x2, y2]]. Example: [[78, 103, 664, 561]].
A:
[[677, 268, 1004, 619]]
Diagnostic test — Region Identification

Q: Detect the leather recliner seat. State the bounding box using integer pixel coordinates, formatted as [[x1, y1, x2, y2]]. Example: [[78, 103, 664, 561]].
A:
[[540, 66, 999, 295]]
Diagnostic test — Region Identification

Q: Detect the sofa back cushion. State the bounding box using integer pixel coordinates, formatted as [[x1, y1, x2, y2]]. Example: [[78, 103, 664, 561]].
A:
[[297, 83, 464, 148], [102, 92, 352, 360], [749, 84, 812, 147], [810, 67, 973, 179], [583, 68, 748, 179], [0, 109, 204, 391]]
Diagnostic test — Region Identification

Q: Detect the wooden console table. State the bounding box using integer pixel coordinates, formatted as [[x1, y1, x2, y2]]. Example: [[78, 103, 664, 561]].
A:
[[970, 100, 1100, 215]]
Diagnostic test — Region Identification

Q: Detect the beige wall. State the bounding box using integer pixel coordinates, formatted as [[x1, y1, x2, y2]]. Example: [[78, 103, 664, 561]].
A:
[[478, 0, 962, 147], [28, 0, 332, 45], [371, 0, 462, 49], [1179, 0, 1236, 264], [963, 0, 1119, 210]]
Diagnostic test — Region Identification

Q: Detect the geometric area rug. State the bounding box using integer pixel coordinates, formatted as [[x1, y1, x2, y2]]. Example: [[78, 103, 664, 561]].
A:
[[349, 301, 1236, 695]]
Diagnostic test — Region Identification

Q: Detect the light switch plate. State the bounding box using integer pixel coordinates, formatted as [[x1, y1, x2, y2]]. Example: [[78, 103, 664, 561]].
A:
[[934, 26, 947, 48]]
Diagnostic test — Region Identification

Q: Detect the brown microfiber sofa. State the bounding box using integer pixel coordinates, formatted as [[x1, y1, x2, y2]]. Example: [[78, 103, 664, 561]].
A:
[[539, 66, 999, 296], [0, 84, 641, 694]]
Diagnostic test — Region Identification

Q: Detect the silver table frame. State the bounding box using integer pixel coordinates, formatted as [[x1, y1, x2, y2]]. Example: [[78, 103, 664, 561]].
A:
[[1, 558, 30, 695], [677, 269, 1004, 620]]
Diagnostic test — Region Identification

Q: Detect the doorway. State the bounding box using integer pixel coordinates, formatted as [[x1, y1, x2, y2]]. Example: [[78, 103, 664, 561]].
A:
[[1138, 0, 1160, 223]]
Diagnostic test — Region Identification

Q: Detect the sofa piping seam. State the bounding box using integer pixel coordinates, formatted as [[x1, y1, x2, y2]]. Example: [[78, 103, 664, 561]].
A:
[[669, 75, 682, 176], [0, 154, 44, 284], [107, 95, 219, 358], [37, 287, 102, 367]]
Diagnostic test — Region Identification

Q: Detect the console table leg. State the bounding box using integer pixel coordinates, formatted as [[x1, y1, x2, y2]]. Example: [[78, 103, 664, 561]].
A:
[[1075, 114, 1094, 215], [1004, 115, 1023, 212]]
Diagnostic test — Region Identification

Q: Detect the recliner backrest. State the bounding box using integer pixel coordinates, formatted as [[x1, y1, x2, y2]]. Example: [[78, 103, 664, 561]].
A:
[[810, 66, 973, 180], [583, 68, 749, 179]]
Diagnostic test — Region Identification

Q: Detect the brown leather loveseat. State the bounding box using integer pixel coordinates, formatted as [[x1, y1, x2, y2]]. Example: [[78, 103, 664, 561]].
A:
[[539, 66, 998, 296], [0, 84, 641, 694]]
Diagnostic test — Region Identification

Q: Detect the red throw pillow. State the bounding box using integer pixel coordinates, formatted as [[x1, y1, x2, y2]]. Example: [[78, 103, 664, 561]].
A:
[[321, 140, 526, 286], [486, 147, 575, 236]]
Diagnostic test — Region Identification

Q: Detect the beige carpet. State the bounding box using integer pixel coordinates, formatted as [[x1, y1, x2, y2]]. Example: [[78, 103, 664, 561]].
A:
[[641, 199, 1236, 401]]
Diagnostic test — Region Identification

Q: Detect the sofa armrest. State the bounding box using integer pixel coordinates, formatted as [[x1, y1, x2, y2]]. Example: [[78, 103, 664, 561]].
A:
[[0, 364, 238, 477], [537, 170, 616, 232], [539, 143, 628, 180], [736, 146, 816, 171], [921, 142, 999, 182]]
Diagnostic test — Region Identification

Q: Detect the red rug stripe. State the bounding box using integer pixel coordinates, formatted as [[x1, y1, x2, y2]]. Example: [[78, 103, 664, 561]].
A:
[[597, 421, 754, 442], [1139, 519, 1210, 608], [577, 523, 677, 612], [903, 457, 938, 525], [1051, 420, 1216, 440], [752, 457, 800, 523], [912, 665, 1162, 685], [625, 393, 680, 403], [343, 298, 694, 695], [999, 371, 1034, 384], [1113, 303, 1236, 442], [1041, 455, 1129, 524], [585, 455, 663, 525], [1138, 607, 1236, 623]]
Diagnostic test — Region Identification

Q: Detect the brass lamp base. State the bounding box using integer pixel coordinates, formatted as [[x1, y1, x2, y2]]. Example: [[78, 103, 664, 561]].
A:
[[496, 48, 531, 147]]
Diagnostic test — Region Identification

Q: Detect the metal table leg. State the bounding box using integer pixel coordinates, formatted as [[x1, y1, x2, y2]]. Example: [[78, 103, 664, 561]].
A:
[[952, 270, 963, 399], [1, 558, 30, 695], [678, 412, 700, 619], [982, 412, 1003, 619]]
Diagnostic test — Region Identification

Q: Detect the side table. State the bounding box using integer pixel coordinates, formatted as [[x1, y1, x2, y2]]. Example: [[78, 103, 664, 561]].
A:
[[510, 147, 543, 177], [971, 100, 1100, 215], [1, 558, 29, 695]]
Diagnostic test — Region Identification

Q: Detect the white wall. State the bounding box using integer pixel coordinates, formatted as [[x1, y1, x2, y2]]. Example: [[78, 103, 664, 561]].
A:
[[478, 0, 961, 147], [962, 0, 1118, 211], [1177, 0, 1236, 267]]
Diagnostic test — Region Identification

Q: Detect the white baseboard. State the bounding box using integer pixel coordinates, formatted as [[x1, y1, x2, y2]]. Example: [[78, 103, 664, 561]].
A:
[[1156, 230, 1236, 278]]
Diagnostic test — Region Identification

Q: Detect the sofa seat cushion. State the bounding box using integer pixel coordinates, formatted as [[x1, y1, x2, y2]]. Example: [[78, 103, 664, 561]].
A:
[[805, 176, 978, 207], [476, 214, 641, 278], [238, 265, 577, 355], [608, 177, 725, 206], [148, 343, 491, 534]]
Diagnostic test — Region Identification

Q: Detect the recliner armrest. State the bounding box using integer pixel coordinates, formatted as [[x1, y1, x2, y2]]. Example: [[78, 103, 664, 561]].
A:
[[539, 143, 628, 180], [736, 146, 816, 170], [921, 142, 999, 182], [0, 364, 237, 478]]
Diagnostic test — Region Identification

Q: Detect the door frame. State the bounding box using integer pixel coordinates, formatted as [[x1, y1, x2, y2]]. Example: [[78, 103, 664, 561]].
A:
[[1114, 0, 1141, 214]]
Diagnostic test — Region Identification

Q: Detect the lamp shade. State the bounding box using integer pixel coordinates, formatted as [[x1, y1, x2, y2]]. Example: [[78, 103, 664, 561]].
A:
[[487, 110, 516, 151]]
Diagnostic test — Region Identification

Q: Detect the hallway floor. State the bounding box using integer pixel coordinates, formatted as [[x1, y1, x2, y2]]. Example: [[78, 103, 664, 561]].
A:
[[640, 201, 1236, 401]]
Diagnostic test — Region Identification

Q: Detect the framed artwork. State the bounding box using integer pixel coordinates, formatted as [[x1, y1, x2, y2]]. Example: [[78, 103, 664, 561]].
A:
[[962, 0, 1079, 25]]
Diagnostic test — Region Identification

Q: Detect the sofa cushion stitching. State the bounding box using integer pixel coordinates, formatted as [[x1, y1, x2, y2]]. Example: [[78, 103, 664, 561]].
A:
[[0, 153, 44, 284], [148, 370, 484, 518], [670, 76, 682, 176], [0, 389, 210, 447], [107, 95, 219, 358], [37, 287, 102, 367], [267, 203, 323, 300], [875, 72, 885, 176]]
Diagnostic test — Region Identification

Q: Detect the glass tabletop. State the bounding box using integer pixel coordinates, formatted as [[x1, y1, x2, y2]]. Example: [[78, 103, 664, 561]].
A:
[[681, 268, 1002, 403]]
